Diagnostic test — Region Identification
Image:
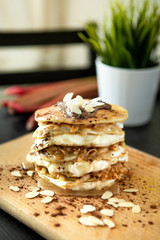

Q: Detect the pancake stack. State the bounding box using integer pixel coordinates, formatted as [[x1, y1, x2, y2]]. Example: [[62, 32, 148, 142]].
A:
[[27, 93, 129, 195]]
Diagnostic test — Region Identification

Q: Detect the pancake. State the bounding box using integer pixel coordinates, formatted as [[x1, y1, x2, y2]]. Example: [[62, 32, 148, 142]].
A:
[[35, 103, 128, 125]]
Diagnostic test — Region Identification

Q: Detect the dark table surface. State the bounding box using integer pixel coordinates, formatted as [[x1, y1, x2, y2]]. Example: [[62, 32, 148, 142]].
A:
[[0, 96, 160, 240]]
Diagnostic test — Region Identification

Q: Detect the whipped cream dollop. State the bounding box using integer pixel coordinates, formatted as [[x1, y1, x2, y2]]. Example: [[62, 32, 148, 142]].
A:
[[57, 93, 111, 119]]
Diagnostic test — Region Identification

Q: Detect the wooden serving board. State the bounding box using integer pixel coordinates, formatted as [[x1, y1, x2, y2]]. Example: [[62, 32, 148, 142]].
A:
[[0, 133, 160, 240]]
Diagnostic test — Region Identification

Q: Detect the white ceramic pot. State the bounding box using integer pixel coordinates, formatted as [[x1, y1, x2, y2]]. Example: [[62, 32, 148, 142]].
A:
[[95, 58, 160, 126]]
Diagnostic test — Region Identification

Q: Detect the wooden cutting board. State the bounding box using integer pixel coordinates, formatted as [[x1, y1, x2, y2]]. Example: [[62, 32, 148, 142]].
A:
[[0, 133, 160, 240]]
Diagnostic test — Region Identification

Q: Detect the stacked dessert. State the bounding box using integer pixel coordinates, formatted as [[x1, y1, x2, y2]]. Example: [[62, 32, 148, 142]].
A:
[[27, 93, 128, 194]]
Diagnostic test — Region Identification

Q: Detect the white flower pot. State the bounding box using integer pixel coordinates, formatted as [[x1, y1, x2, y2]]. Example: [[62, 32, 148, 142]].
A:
[[95, 58, 160, 126]]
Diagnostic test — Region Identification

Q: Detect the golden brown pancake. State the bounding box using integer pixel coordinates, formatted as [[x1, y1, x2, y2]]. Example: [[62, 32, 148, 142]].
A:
[[35, 103, 128, 125]]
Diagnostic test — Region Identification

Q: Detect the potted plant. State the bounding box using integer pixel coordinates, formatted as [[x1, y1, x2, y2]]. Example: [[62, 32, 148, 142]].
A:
[[78, 0, 160, 126]]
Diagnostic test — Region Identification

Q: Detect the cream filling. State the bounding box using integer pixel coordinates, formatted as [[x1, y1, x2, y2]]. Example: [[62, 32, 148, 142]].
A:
[[38, 172, 115, 190], [34, 133, 124, 149]]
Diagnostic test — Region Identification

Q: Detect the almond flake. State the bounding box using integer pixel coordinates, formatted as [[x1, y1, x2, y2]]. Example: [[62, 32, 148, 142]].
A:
[[103, 218, 115, 228], [40, 190, 54, 197], [63, 92, 73, 102], [85, 105, 94, 112], [101, 191, 113, 200], [100, 209, 114, 217], [28, 186, 40, 192], [108, 197, 125, 203], [107, 202, 118, 208], [123, 188, 138, 193], [27, 170, 34, 177], [80, 209, 88, 214], [69, 104, 82, 115], [90, 101, 104, 107], [11, 171, 22, 177], [79, 216, 104, 226], [118, 201, 134, 208], [75, 95, 84, 106], [9, 186, 20, 192], [80, 205, 96, 213], [25, 191, 39, 199], [132, 205, 141, 213], [41, 196, 53, 204]]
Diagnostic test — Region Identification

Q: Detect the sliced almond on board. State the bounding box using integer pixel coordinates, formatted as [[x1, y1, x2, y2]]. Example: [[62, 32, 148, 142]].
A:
[[123, 188, 138, 193], [107, 202, 118, 208], [11, 171, 22, 177], [101, 191, 113, 200], [9, 186, 20, 192], [28, 186, 40, 192], [132, 205, 141, 213], [80, 205, 96, 213], [40, 190, 54, 197], [100, 209, 114, 217], [25, 191, 39, 199], [79, 216, 104, 227], [118, 202, 134, 208], [108, 197, 125, 203], [103, 218, 115, 228], [27, 170, 34, 177], [41, 197, 53, 204]]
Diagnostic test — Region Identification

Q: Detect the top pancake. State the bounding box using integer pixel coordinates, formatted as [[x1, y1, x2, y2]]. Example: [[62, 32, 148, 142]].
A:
[[35, 103, 128, 125]]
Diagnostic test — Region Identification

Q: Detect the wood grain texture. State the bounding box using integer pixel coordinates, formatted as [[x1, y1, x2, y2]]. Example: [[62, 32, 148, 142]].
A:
[[0, 133, 160, 240]]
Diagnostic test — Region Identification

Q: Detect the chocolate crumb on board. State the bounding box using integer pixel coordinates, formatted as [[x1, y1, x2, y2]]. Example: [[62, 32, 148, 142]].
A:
[[54, 223, 61, 227], [34, 212, 40, 217], [148, 221, 154, 225], [122, 224, 128, 227], [150, 205, 157, 209]]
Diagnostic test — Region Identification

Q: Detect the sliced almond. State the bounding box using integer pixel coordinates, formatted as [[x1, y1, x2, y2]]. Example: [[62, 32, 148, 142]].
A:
[[11, 171, 22, 177], [101, 191, 113, 200], [123, 188, 138, 193], [9, 186, 20, 192], [108, 197, 125, 203], [41, 196, 53, 204], [107, 202, 118, 208], [132, 205, 141, 213], [40, 190, 54, 197], [88, 216, 104, 226], [69, 103, 82, 115], [100, 209, 114, 217], [85, 105, 94, 112], [118, 201, 134, 208], [25, 191, 39, 199], [80, 205, 96, 213], [28, 186, 40, 192], [80, 209, 88, 214], [63, 92, 73, 102], [89, 101, 104, 107], [79, 216, 104, 226], [90, 97, 102, 102], [103, 218, 115, 228], [75, 95, 84, 106], [79, 217, 97, 226], [27, 170, 34, 177]]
